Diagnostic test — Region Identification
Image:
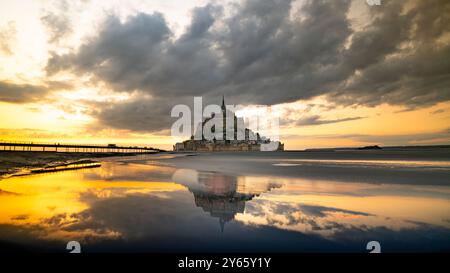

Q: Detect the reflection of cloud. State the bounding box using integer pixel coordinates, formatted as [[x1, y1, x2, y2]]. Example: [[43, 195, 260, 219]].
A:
[[82, 162, 175, 182], [33, 191, 215, 246], [1, 188, 449, 252], [172, 169, 281, 231], [1, 161, 449, 252], [240, 199, 414, 238], [0, 189, 20, 195], [0, 192, 199, 247], [299, 205, 371, 218]]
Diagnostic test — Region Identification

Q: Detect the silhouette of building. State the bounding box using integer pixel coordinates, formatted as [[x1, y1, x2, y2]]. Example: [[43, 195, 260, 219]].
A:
[[173, 96, 284, 152]]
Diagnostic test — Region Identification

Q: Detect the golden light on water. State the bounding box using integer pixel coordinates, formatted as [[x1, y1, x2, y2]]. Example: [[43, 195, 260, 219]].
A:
[[1, 160, 448, 245], [1, 0, 450, 257], [0, 163, 184, 231]]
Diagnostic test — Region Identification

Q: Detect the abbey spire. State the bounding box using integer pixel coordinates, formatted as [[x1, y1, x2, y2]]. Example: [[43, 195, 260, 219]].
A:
[[221, 95, 225, 111]]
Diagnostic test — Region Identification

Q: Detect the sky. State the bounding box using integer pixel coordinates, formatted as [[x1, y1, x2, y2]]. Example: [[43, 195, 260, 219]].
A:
[[0, 0, 449, 150]]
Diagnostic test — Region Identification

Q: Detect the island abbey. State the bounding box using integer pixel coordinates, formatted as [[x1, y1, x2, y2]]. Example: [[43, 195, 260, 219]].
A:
[[173, 97, 284, 152]]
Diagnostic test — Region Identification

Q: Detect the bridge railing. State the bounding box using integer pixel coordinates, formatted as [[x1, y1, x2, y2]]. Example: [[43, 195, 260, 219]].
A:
[[0, 140, 159, 152]]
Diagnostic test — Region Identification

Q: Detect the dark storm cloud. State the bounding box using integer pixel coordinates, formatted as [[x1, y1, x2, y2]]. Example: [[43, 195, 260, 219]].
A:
[[216, 0, 352, 104], [0, 81, 49, 103], [0, 80, 72, 103], [46, 7, 223, 97], [333, 0, 450, 107], [46, 0, 450, 132], [95, 96, 176, 132]]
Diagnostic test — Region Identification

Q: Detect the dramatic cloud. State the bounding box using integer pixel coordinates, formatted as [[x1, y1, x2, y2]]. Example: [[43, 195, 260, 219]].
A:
[[287, 128, 450, 146], [0, 80, 71, 103], [95, 97, 177, 132], [333, 0, 450, 107], [41, 0, 73, 44], [292, 115, 365, 126], [45, 0, 450, 132], [46, 7, 223, 97], [0, 81, 49, 103]]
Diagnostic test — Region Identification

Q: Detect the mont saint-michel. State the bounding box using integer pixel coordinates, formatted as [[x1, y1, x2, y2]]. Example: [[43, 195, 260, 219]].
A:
[[1, 0, 450, 264], [173, 97, 284, 152]]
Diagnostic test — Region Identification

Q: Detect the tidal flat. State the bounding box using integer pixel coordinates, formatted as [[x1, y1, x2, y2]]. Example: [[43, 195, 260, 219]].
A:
[[0, 149, 449, 252]]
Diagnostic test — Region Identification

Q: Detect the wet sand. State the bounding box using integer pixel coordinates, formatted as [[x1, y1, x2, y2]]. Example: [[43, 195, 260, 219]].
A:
[[157, 149, 450, 186], [0, 150, 449, 252], [0, 151, 150, 177]]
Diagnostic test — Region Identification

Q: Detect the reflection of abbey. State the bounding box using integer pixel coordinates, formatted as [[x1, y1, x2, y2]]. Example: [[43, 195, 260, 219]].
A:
[[173, 97, 284, 152], [174, 170, 281, 232]]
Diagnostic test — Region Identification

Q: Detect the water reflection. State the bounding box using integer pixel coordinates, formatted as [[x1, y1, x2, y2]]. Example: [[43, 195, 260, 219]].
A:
[[172, 169, 281, 231], [0, 156, 449, 252]]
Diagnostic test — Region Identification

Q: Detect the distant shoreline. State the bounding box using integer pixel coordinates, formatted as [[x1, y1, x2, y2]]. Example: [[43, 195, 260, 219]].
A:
[[291, 144, 450, 152], [169, 144, 450, 153]]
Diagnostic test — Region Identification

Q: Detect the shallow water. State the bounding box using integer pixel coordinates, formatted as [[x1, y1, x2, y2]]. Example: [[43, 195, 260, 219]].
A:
[[0, 151, 449, 252]]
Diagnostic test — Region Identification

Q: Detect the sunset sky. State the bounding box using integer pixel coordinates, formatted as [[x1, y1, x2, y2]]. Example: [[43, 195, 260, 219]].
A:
[[0, 0, 449, 150]]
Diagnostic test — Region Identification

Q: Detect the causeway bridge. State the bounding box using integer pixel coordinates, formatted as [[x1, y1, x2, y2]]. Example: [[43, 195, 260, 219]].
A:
[[0, 141, 160, 153]]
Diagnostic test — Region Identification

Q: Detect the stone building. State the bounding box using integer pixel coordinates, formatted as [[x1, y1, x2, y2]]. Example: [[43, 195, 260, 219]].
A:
[[173, 97, 284, 152]]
